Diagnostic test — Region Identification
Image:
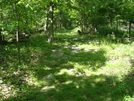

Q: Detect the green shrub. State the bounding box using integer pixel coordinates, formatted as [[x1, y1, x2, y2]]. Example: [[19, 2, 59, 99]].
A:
[[98, 26, 125, 38]]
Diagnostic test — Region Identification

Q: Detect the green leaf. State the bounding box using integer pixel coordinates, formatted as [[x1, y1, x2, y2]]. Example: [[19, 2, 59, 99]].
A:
[[0, 0, 4, 3]]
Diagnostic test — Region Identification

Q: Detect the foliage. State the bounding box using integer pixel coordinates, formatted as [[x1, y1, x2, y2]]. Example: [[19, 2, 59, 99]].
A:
[[1, 0, 134, 100]]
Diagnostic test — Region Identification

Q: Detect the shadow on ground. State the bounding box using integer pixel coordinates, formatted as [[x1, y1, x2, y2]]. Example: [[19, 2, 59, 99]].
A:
[[2, 72, 134, 101], [1, 32, 134, 101]]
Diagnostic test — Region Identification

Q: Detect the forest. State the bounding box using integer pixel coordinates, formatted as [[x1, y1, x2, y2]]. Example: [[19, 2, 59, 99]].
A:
[[0, 0, 134, 100]]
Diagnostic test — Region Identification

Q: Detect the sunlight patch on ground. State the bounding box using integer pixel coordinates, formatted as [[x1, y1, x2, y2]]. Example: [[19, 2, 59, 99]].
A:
[[2, 29, 134, 100]]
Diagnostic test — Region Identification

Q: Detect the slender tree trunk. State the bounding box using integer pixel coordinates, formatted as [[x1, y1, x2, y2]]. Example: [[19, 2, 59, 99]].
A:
[[13, 3, 21, 65], [80, 13, 84, 33], [0, 6, 4, 43], [17, 15, 21, 65], [0, 29, 2, 43], [45, 9, 49, 35], [128, 20, 132, 36], [47, 2, 54, 43], [59, 11, 63, 28], [116, 18, 119, 30], [110, 18, 113, 27], [16, 29, 21, 65], [80, 6, 87, 33]]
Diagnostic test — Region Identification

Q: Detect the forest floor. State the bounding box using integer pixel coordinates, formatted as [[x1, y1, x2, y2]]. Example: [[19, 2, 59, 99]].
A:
[[1, 28, 134, 101]]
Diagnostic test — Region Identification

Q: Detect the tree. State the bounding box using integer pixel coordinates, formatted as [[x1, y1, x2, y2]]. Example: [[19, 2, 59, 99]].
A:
[[47, 2, 55, 43], [121, 0, 134, 35]]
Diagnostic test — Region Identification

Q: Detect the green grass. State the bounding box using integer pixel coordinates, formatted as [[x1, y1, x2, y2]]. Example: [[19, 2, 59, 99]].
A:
[[1, 28, 134, 101]]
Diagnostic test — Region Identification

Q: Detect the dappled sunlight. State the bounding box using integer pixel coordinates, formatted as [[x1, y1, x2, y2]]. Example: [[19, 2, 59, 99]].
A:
[[1, 0, 134, 100], [11, 74, 132, 101], [1, 28, 134, 100]]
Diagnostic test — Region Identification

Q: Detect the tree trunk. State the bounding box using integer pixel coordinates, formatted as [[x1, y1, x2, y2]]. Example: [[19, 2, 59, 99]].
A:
[[0, 5, 4, 44], [47, 2, 54, 43], [110, 18, 113, 27], [80, 13, 84, 33], [13, 3, 21, 65], [128, 20, 132, 36], [0, 29, 2, 43], [59, 11, 63, 28], [44, 9, 49, 35]]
